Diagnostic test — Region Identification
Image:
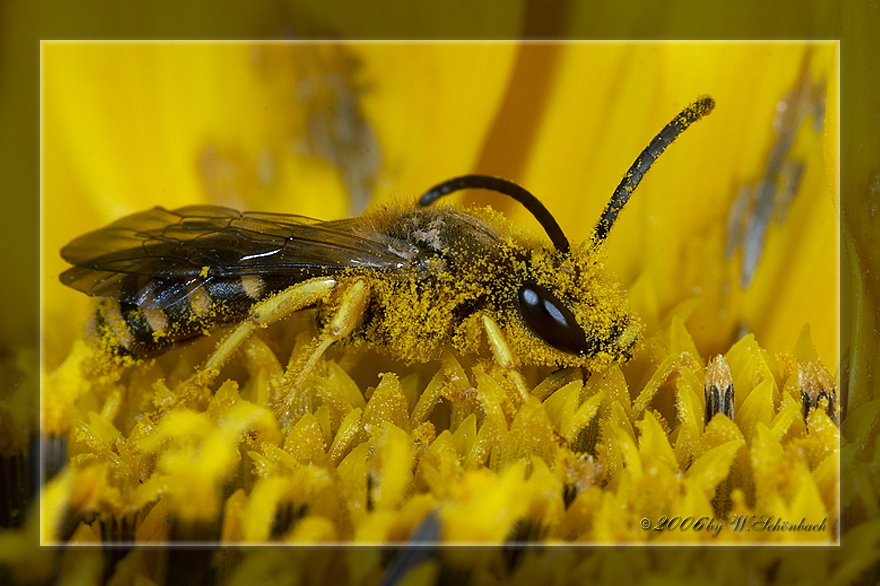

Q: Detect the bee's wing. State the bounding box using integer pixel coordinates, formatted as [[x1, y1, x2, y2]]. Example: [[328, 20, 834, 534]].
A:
[[60, 205, 411, 308]]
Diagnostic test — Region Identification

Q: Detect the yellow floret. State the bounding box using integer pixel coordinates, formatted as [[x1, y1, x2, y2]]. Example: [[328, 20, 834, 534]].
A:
[[37, 306, 839, 546]]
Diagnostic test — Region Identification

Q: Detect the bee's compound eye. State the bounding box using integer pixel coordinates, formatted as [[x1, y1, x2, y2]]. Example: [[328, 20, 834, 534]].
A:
[[517, 282, 589, 355]]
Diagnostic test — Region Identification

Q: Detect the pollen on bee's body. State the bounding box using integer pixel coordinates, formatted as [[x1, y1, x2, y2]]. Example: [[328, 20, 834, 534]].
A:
[[189, 287, 213, 317], [615, 320, 641, 355], [89, 299, 135, 352], [143, 307, 170, 336], [240, 274, 264, 299]]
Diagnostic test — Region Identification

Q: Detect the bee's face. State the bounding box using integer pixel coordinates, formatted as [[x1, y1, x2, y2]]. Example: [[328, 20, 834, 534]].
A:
[[502, 243, 642, 369], [516, 280, 640, 361]]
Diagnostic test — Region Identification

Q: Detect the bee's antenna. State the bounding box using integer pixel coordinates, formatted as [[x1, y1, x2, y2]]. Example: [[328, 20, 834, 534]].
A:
[[419, 175, 571, 255], [592, 96, 715, 244]]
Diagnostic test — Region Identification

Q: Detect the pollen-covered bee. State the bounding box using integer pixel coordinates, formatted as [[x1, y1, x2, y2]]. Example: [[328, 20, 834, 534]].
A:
[[61, 97, 715, 410]]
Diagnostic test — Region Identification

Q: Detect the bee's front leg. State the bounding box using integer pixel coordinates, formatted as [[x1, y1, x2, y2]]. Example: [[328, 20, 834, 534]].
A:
[[480, 314, 531, 403], [274, 278, 369, 418]]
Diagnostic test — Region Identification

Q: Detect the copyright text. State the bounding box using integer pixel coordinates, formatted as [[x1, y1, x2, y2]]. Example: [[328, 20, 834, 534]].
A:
[[640, 514, 827, 537]]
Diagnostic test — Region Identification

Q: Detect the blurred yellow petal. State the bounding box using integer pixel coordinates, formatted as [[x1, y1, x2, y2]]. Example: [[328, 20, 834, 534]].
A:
[[737, 378, 776, 442], [368, 422, 414, 511], [685, 440, 742, 500]]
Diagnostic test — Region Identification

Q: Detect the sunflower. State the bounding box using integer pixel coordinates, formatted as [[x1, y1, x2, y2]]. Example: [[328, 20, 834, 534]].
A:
[[0, 40, 849, 581]]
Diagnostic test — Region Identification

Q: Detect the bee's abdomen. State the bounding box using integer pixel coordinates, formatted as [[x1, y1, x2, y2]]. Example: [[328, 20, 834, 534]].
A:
[[90, 275, 281, 358]]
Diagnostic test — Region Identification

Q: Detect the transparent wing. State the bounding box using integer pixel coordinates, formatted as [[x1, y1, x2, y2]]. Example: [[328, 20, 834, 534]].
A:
[[60, 205, 411, 307]]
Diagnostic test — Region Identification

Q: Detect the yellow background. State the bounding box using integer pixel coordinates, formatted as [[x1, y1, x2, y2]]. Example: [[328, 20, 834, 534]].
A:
[[42, 42, 838, 372]]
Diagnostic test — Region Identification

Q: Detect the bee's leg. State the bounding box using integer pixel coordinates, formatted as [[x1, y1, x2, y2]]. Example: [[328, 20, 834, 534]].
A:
[[481, 314, 531, 403], [275, 278, 369, 417], [191, 278, 338, 391]]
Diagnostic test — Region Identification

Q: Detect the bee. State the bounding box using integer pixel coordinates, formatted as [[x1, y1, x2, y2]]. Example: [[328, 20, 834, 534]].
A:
[[60, 97, 715, 411]]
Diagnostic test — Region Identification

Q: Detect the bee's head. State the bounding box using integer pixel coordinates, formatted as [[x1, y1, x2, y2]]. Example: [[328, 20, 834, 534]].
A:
[[419, 97, 714, 368], [511, 247, 641, 368]]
